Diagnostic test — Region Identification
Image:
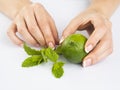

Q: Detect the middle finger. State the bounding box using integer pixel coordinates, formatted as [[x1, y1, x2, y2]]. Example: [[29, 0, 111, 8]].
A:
[[83, 33, 112, 66], [23, 7, 45, 46], [33, 4, 55, 47]]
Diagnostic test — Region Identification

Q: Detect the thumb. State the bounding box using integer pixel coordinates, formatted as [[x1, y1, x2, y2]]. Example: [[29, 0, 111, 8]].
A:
[[60, 14, 90, 44], [60, 19, 79, 44]]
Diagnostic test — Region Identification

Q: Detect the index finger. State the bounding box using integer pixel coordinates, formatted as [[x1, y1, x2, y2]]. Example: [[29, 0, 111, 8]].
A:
[[85, 17, 109, 53], [33, 4, 55, 48]]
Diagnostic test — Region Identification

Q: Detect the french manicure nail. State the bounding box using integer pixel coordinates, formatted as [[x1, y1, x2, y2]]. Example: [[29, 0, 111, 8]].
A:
[[59, 37, 64, 44], [48, 42, 55, 49], [83, 58, 92, 67], [85, 44, 93, 53]]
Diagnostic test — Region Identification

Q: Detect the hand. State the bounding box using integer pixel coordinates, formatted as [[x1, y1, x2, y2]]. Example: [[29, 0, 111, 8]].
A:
[[61, 9, 113, 67], [7, 3, 59, 48]]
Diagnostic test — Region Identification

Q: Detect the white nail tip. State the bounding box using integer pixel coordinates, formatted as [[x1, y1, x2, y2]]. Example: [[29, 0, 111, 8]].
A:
[[59, 37, 64, 44], [85, 44, 93, 53]]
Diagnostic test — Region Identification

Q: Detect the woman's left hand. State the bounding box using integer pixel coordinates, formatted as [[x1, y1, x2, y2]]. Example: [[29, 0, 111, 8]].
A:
[[60, 8, 113, 67]]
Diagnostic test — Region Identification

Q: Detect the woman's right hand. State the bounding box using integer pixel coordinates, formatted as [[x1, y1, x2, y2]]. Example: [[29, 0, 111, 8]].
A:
[[7, 3, 59, 48]]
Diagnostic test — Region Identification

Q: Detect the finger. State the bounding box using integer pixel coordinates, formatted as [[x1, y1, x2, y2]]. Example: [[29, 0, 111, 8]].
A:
[[62, 18, 79, 38], [49, 18, 59, 45], [85, 18, 107, 53], [23, 6, 45, 46], [46, 10, 59, 45], [97, 48, 113, 62], [40, 21, 55, 48], [83, 47, 113, 67], [83, 35, 113, 67], [33, 4, 55, 48], [7, 23, 23, 46], [60, 16, 90, 43], [16, 16, 39, 46]]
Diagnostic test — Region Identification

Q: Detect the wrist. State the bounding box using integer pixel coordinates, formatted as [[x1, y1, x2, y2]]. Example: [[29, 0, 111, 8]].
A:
[[88, 0, 120, 19], [87, 5, 111, 19], [0, 0, 32, 19], [12, 1, 32, 19]]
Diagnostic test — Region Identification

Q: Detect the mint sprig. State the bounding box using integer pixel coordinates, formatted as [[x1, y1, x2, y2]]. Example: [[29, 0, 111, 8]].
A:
[[45, 47, 59, 62], [24, 43, 41, 55], [52, 62, 64, 78], [41, 49, 48, 62], [22, 44, 64, 78], [22, 55, 43, 67]]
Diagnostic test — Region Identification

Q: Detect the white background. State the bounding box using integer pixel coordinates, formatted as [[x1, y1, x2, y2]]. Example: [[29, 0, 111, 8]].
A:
[[0, 0, 120, 90]]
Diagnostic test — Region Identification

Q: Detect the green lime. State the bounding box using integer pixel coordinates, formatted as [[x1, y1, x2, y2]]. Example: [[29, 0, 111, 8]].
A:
[[61, 34, 87, 63]]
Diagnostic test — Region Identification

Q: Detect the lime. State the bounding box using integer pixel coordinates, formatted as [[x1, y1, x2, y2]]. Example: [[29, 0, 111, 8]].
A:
[[61, 34, 87, 63]]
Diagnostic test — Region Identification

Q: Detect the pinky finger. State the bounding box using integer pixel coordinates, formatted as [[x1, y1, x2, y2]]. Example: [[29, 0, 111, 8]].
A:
[[97, 48, 113, 63], [82, 48, 113, 67], [7, 23, 23, 46]]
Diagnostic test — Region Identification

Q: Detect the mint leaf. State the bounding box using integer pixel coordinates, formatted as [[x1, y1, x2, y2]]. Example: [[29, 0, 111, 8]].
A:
[[22, 44, 65, 78], [52, 62, 64, 78], [55, 45, 62, 55], [41, 49, 48, 62], [45, 47, 59, 62], [24, 43, 41, 55], [22, 55, 43, 67]]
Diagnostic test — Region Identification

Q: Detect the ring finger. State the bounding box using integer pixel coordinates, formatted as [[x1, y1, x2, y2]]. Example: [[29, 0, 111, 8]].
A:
[[16, 16, 38, 46], [23, 7, 45, 46], [83, 33, 113, 67]]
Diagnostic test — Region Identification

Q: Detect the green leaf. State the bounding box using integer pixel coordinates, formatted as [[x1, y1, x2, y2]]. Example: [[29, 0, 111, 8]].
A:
[[23, 43, 41, 55], [41, 49, 48, 62], [52, 62, 64, 78], [55, 45, 62, 55], [45, 47, 59, 62], [22, 55, 43, 67]]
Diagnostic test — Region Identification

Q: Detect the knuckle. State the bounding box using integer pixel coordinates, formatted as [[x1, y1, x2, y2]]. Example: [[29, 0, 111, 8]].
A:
[[34, 3, 41, 6], [18, 27, 24, 33], [29, 40, 37, 46], [41, 23, 48, 29], [92, 38, 98, 45], [15, 41, 22, 46], [29, 26, 37, 33], [22, 5, 32, 12], [109, 48, 113, 54], [108, 21, 112, 26], [49, 18, 55, 24], [38, 37, 46, 46], [100, 25, 107, 31], [107, 21, 112, 29], [33, 3, 44, 9], [46, 37, 55, 45], [40, 40, 46, 46], [7, 30, 11, 37], [36, 36, 46, 46], [97, 25, 108, 34], [18, 29, 21, 33], [90, 52, 98, 65], [45, 34, 51, 40], [25, 36, 38, 46]]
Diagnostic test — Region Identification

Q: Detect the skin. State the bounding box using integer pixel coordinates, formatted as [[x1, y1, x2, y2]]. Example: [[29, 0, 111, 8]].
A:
[[0, 0, 59, 47], [62, 0, 120, 67], [0, 0, 120, 67]]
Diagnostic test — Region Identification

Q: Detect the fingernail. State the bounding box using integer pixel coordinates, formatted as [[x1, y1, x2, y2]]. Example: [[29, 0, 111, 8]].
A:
[[36, 44, 40, 47], [85, 44, 93, 53], [48, 42, 55, 49], [59, 37, 64, 44], [20, 44, 23, 47], [83, 58, 92, 67]]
